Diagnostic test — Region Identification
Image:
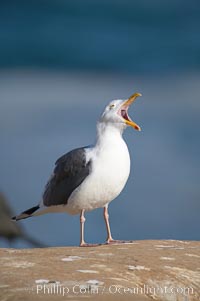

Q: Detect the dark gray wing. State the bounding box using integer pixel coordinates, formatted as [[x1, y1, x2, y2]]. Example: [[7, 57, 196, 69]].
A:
[[43, 147, 92, 207]]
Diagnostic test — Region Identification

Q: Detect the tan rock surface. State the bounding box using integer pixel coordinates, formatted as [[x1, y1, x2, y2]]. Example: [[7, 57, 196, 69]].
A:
[[0, 240, 199, 301]]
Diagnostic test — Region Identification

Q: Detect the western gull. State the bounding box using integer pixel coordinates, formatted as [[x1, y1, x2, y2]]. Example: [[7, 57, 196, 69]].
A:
[[12, 92, 142, 246]]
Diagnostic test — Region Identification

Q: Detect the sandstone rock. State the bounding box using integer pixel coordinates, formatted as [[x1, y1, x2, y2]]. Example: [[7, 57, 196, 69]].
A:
[[0, 240, 199, 301]]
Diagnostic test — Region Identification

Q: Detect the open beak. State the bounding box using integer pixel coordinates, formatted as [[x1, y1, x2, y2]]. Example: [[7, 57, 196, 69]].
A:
[[118, 92, 142, 131]]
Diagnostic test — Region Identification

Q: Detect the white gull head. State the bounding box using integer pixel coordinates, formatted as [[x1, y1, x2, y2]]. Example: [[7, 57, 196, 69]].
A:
[[98, 92, 142, 134]]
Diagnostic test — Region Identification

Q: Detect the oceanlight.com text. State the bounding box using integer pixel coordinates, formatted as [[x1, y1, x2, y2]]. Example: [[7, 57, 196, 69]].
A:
[[34, 283, 194, 296]]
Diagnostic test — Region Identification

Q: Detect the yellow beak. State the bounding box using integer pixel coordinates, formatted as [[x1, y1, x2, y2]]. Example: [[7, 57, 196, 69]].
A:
[[122, 92, 142, 131]]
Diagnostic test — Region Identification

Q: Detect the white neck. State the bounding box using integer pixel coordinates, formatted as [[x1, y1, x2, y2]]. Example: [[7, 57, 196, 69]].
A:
[[95, 121, 125, 148]]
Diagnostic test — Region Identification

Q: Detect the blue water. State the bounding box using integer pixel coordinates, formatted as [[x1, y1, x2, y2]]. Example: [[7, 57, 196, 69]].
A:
[[0, 0, 200, 73]]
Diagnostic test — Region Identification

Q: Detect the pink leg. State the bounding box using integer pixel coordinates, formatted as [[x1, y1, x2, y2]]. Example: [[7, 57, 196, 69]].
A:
[[80, 209, 86, 246], [103, 205, 134, 245], [103, 205, 114, 243], [79, 209, 102, 247]]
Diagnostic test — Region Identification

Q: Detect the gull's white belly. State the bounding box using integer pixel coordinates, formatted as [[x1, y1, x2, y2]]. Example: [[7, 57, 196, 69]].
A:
[[67, 138, 130, 213]]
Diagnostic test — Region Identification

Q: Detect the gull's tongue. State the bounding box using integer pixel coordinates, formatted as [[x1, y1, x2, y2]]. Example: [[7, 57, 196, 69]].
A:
[[121, 109, 130, 121]]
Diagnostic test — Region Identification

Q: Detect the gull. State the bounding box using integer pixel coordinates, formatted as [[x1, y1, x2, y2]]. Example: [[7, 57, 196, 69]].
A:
[[12, 92, 142, 246]]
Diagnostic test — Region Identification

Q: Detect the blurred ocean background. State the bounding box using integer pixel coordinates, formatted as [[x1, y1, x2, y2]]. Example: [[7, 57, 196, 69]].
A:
[[0, 0, 199, 247]]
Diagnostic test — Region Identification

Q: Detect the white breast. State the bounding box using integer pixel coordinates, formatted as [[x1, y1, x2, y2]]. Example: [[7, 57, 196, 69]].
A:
[[67, 126, 131, 213]]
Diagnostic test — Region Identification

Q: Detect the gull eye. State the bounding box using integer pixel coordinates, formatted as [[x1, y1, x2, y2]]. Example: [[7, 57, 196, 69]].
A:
[[109, 104, 115, 109]]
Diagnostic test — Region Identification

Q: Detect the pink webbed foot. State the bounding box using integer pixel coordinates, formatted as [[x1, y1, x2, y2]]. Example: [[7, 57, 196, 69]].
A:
[[80, 242, 102, 247]]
